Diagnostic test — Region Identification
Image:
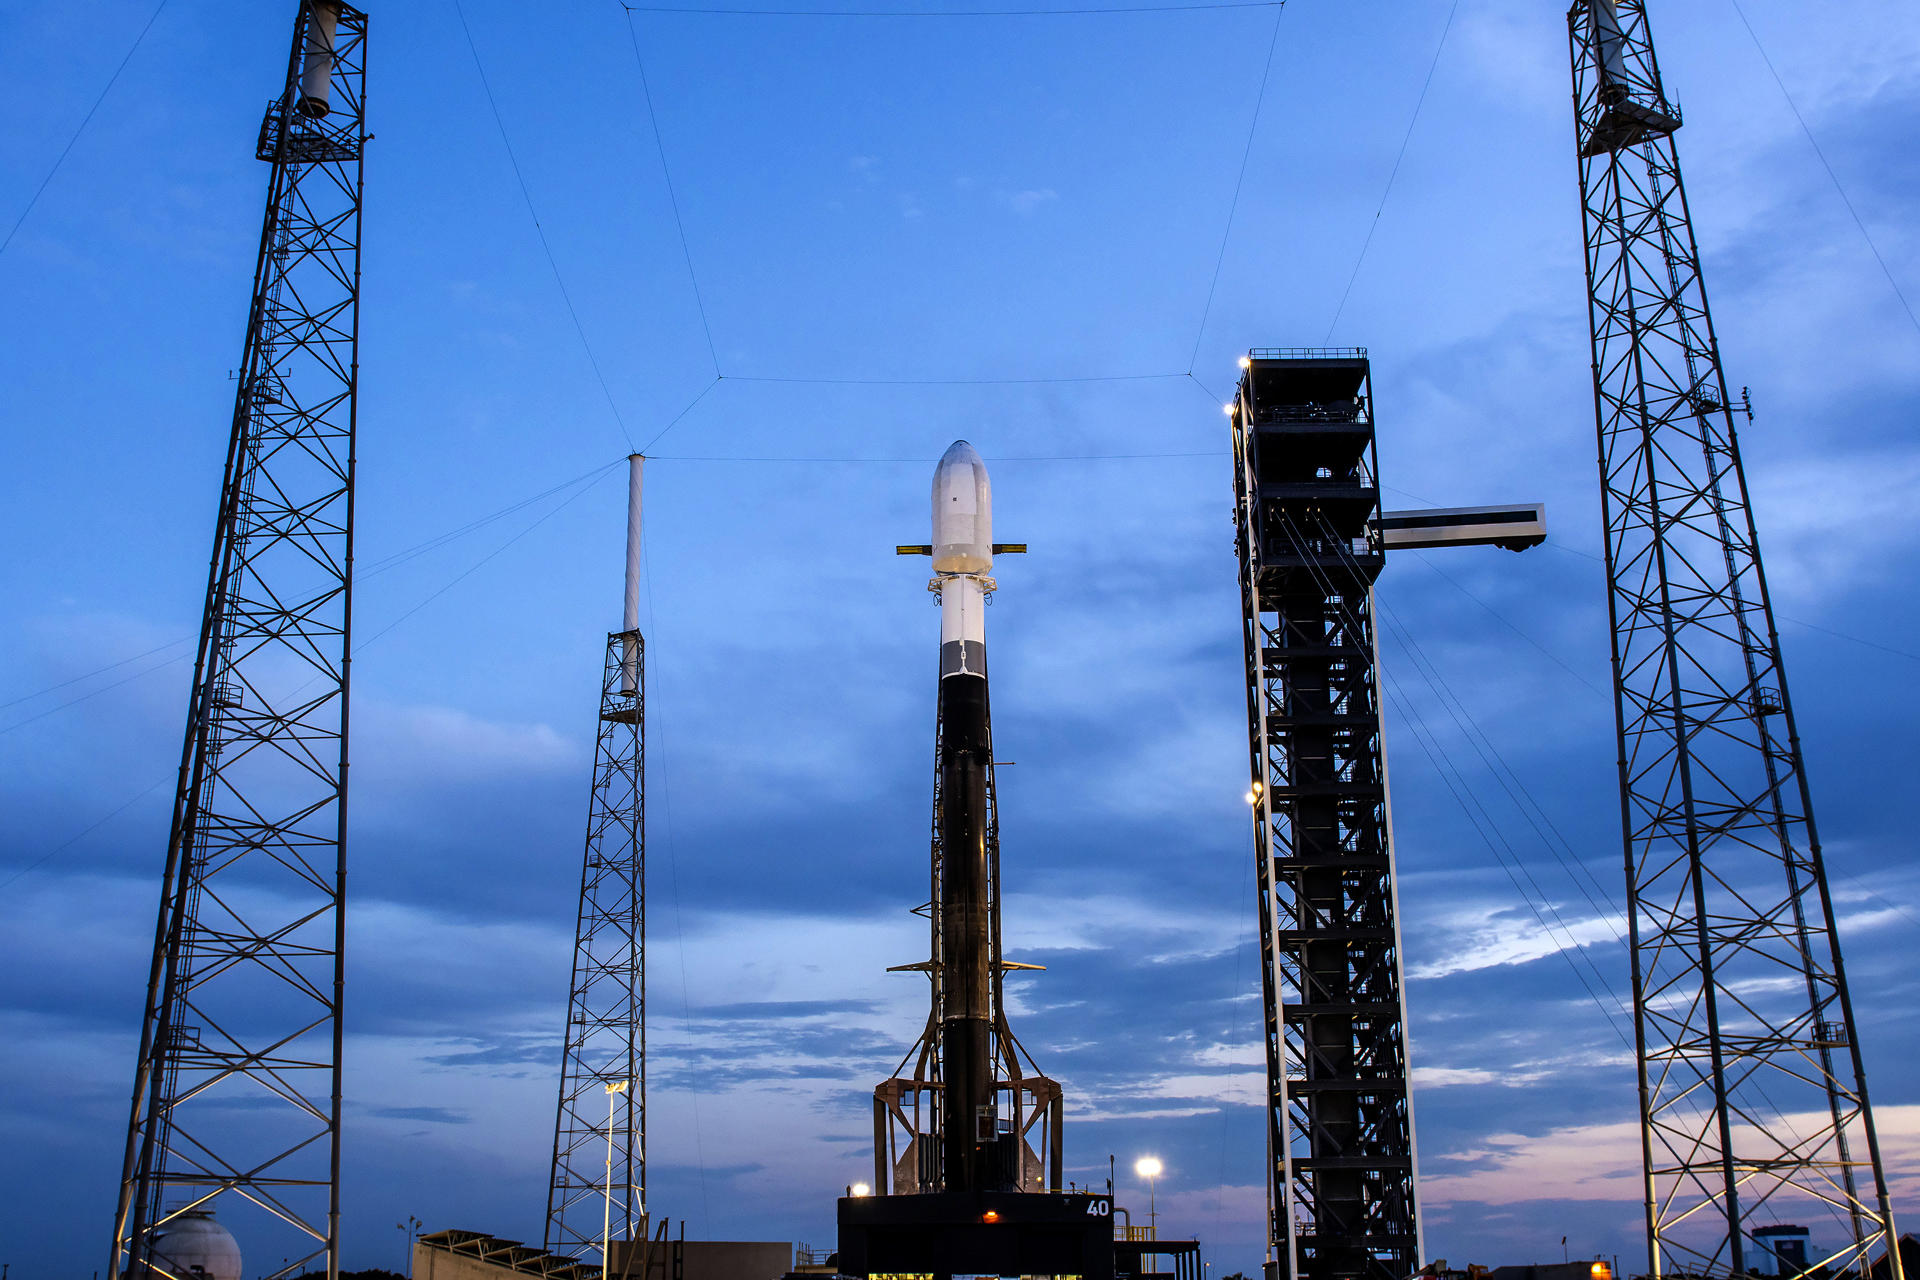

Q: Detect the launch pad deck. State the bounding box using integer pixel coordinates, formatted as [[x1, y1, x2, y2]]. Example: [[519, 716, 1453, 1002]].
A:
[[836, 1190, 1115, 1280]]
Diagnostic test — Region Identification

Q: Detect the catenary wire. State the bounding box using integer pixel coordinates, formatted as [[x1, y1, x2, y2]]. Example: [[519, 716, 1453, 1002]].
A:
[[1211, 806, 1259, 1238], [361, 458, 629, 575], [1186, 371, 1231, 408], [638, 376, 724, 453], [1725, 0, 1920, 339], [452, 0, 639, 451], [1185, 2, 1285, 371], [622, 9, 724, 378], [1374, 592, 1626, 944], [0, 0, 172, 258], [1305, 514, 1830, 1195], [1378, 658, 1634, 1044], [638, 529, 713, 1227], [1268, 511, 1637, 1067], [1322, 0, 1461, 343], [1541, 541, 1920, 665], [621, 1, 1283, 14], [0, 635, 192, 714], [722, 371, 1188, 386], [1383, 481, 1442, 506], [354, 468, 622, 650], [1272, 514, 1636, 1115], [0, 649, 195, 738], [1778, 615, 1920, 666], [0, 439, 1229, 726], [1291, 510, 1630, 1000], [1310, 508, 1628, 938], [4, 466, 626, 882], [1, 460, 628, 729], [1380, 633, 1814, 1227], [647, 450, 1218, 462], [1533, 531, 1920, 1175], [0, 779, 170, 894], [1409, 550, 1605, 696]]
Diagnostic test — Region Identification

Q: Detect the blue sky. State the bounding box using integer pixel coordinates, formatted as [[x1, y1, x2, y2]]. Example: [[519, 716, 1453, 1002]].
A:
[[4, 0, 1920, 1276]]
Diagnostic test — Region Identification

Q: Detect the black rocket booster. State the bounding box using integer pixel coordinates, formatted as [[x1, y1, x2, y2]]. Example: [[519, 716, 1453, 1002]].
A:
[[930, 439, 998, 1193]]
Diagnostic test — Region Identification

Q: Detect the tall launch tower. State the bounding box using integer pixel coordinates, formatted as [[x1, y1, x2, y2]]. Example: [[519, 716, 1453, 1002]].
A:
[[545, 455, 647, 1260], [1230, 352, 1416, 1280], [109, 6, 367, 1280], [1228, 352, 1545, 1280], [1569, 3, 1900, 1276]]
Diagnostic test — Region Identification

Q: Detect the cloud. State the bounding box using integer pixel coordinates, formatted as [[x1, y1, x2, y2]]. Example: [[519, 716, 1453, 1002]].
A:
[[694, 999, 882, 1022], [364, 1105, 470, 1124], [1002, 188, 1059, 215], [1412, 1065, 1553, 1089], [1422, 1115, 1648, 1205], [1406, 901, 1624, 981], [1001, 889, 1244, 965], [1421, 1103, 1920, 1221], [1746, 447, 1920, 606], [356, 699, 580, 784], [420, 1037, 556, 1070]]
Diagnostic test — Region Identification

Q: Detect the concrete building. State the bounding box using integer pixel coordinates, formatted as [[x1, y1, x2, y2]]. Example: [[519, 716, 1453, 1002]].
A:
[[415, 1229, 794, 1280], [1752, 1226, 1812, 1277]]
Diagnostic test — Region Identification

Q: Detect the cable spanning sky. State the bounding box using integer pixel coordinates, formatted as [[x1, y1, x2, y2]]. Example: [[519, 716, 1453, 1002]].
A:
[[2, 1, 1919, 1275]]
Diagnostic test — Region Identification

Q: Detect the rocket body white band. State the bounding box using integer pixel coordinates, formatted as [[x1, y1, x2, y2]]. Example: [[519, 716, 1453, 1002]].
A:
[[939, 574, 987, 679]]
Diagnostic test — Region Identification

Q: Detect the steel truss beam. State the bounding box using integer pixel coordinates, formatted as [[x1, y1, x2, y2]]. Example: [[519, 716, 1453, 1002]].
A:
[[547, 630, 646, 1258], [1569, 4, 1900, 1276], [1231, 352, 1417, 1280], [109, 7, 367, 1280]]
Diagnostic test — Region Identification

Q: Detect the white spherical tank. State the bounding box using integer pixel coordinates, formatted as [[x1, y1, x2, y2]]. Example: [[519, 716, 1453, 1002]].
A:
[[148, 1211, 243, 1280]]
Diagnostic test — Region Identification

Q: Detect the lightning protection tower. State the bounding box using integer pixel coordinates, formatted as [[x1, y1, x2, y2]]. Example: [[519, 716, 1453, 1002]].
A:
[[1569, 4, 1899, 1276], [109, 6, 366, 1280], [546, 455, 647, 1260]]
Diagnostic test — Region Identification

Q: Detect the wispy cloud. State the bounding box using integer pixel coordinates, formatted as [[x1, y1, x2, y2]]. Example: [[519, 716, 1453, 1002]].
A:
[[1406, 902, 1624, 981], [1001, 188, 1059, 215], [356, 699, 580, 783]]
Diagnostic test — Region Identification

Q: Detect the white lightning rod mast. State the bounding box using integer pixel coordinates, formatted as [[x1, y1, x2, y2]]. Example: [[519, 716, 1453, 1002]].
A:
[[622, 453, 643, 694]]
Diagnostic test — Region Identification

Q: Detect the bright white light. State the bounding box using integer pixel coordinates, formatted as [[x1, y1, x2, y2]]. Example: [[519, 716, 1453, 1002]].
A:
[[851, 1182, 872, 1198], [1135, 1156, 1163, 1179], [1238, 355, 1252, 369], [605, 1079, 630, 1095], [1244, 791, 1257, 805], [1222, 403, 1235, 415]]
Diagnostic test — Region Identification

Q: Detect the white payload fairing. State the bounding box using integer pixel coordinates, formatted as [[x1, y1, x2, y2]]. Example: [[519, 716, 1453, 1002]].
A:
[[933, 440, 993, 682]]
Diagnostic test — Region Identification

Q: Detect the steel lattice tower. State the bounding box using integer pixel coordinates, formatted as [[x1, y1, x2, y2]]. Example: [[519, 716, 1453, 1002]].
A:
[[546, 457, 646, 1260], [1569, 4, 1900, 1276], [109, 6, 366, 1280], [1230, 351, 1417, 1280]]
